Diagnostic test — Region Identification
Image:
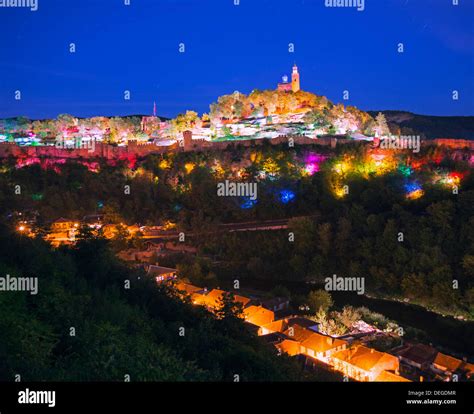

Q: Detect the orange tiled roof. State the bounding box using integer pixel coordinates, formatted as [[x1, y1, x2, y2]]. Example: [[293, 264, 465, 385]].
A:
[[375, 370, 411, 382], [201, 289, 226, 308], [277, 339, 301, 356], [462, 362, 474, 376], [175, 282, 202, 295], [200, 289, 251, 309], [244, 306, 275, 327], [259, 317, 317, 336], [301, 332, 347, 354], [233, 294, 252, 307], [333, 346, 398, 372], [282, 324, 314, 343], [192, 292, 211, 306], [433, 352, 463, 372], [260, 319, 288, 334]]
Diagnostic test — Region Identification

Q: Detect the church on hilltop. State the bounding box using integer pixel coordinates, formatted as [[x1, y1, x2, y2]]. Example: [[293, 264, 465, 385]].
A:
[[277, 64, 300, 93]]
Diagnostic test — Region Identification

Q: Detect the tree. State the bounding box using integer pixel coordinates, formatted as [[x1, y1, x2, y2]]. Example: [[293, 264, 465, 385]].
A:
[[334, 306, 360, 329], [110, 223, 130, 251], [288, 217, 315, 256], [57, 114, 77, 131], [462, 255, 474, 278], [334, 217, 351, 259], [307, 290, 333, 313], [374, 112, 390, 137], [401, 273, 426, 299], [172, 111, 199, 133], [215, 292, 244, 320], [322, 318, 347, 336], [314, 307, 328, 324], [309, 308, 347, 336], [222, 126, 232, 138], [317, 223, 332, 257], [303, 109, 329, 127], [262, 157, 280, 176], [432, 281, 459, 310], [427, 200, 454, 232], [270, 285, 291, 299]]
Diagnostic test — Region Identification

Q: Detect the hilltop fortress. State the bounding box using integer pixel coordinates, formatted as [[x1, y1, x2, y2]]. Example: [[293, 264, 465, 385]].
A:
[[277, 64, 300, 93], [1, 64, 472, 162]]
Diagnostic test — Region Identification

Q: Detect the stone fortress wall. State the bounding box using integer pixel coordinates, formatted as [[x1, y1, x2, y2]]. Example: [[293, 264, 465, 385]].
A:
[[0, 133, 471, 163]]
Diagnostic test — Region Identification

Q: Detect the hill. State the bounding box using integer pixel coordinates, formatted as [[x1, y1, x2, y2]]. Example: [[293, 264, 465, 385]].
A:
[[368, 111, 474, 140], [0, 225, 339, 381]]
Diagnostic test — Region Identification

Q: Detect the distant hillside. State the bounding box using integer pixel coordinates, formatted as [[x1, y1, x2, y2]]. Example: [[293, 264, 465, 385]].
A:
[[368, 111, 474, 140]]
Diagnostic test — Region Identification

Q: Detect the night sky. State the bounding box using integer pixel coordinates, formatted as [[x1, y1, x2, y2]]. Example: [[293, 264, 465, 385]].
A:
[[0, 0, 473, 119]]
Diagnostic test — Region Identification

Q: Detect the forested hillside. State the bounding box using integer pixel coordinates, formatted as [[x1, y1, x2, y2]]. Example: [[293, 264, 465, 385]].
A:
[[0, 226, 336, 381]]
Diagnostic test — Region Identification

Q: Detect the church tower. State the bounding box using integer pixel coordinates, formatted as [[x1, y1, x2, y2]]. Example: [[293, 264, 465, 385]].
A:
[[291, 64, 300, 92]]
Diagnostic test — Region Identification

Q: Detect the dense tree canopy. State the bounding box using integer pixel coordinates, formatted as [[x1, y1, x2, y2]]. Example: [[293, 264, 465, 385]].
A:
[[0, 143, 472, 356], [0, 225, 340, 381]]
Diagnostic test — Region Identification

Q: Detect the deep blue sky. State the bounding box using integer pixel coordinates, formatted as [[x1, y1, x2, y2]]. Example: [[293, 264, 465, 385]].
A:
[[0, 0, 473, 119]]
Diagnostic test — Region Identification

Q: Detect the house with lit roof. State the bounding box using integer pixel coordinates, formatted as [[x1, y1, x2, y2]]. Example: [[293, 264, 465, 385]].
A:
[[243, 306, 275, 327], [191, 288, 253, 311], [300, 332, 347, 363], [147, 265, 177, 283], [263, 320, 346, 363], [431, 352, 474, 381], [174, 282, 206, 303], [259, 316, 319, 336], [375, 370, 411, 382], [331, 345, 400, 382]]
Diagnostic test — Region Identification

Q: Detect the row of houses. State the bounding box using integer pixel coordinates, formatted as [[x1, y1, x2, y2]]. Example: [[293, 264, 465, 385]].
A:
[[394, 343, 474, 382], [175, 282, 289, 326], [174, 281, 408, 382], [260, 316, 408, 382], [173, 280, 474, 382]]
